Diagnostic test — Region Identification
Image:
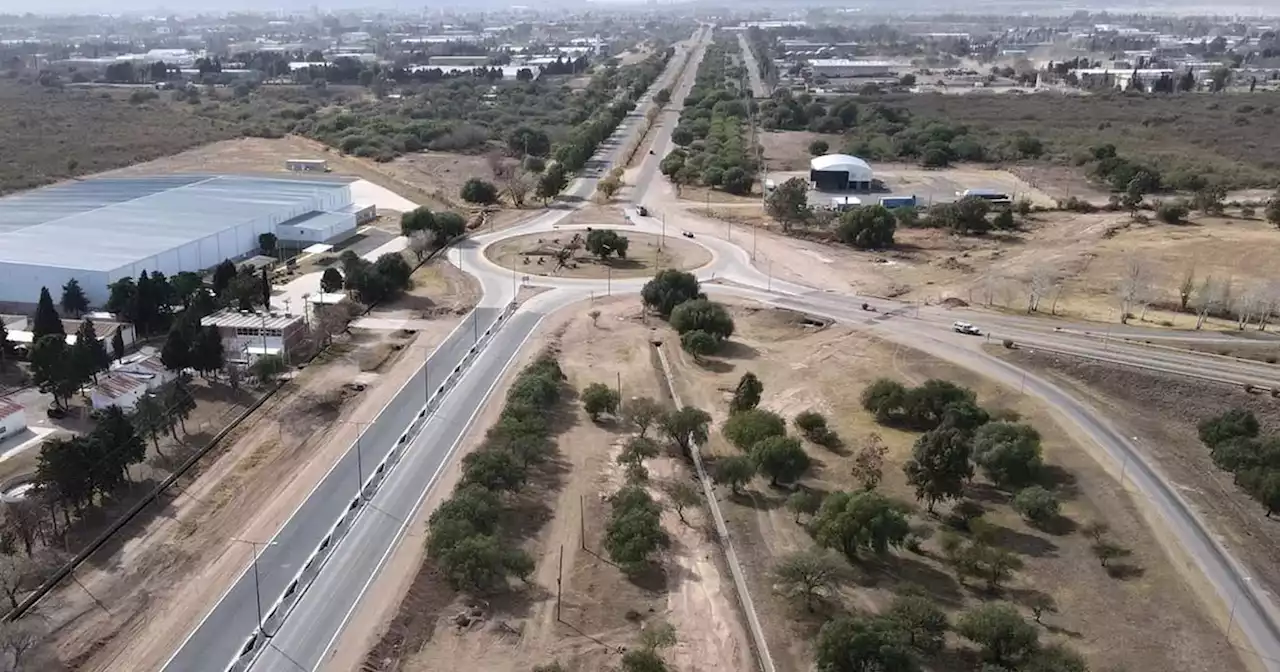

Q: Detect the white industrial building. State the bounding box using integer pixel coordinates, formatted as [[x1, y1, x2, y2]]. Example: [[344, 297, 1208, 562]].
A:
[[0, 175, 361, 307], [809, 59, 900, 78], [810, 154, 875, 191]]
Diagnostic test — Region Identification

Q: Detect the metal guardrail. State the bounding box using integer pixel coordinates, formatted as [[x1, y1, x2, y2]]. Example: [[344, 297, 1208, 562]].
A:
[[224, 300, 517, 671]]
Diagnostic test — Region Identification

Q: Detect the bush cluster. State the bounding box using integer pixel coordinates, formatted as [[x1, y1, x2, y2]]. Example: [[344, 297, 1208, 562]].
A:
[[426, 355, 565, 592], [1198, 409, 1280, 516], [661, 40, 756, 195]]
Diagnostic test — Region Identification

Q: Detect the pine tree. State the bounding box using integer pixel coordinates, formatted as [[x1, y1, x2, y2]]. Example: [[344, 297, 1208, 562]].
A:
[[160, 328, 191, 373], [135, 271, 157, 334], [93, 405, 146, 483], [0, 319, 15, 369], [212, 259, 237, 296], [111, 327, 126, 361], [192, 326, 225, 378], [30, 335, 82, 409], [73, 319, 109, 384], [33, 287, 65, 340], [60, 278, 90, 317]]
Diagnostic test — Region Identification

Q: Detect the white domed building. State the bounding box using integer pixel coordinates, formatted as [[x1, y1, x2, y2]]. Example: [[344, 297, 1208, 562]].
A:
[[809, 154, 874, 192]]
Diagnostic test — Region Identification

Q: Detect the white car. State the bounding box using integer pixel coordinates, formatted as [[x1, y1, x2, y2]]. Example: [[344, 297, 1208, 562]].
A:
[[952, 321, 982, 336]]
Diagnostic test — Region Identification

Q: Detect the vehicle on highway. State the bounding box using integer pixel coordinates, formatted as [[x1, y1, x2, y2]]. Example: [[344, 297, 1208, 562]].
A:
[[636, 205, 648, 216], [648, 149, 654, 154], [952, 321, 982, 335], [682, 231, 694, 238]]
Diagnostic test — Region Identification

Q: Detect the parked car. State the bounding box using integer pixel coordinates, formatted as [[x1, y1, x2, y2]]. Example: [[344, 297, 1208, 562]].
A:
[[952, 321, 982, 335]]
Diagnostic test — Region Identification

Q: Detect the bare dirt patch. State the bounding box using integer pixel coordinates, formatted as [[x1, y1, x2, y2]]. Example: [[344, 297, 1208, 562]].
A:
[[654, 299, 1242, 672], [358, 296, 754, 672], [485, 230, 711, 279], [993, 346, 1280, 621]]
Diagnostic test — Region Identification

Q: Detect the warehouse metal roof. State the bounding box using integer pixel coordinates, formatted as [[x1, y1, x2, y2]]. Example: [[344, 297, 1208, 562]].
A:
[[0, 175, 355, 271]]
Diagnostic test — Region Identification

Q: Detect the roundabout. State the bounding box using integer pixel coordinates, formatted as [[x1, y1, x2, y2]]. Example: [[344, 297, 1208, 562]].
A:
[[482, 228, 711, 280]]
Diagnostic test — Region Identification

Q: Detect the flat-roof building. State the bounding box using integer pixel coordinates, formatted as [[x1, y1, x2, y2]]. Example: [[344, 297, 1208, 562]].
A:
[[0, 175, 359, 307]]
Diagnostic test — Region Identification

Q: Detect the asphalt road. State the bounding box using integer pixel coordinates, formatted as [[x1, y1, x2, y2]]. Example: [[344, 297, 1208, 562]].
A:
[[165, 21, 1280, 672], [162, 306, 498, 672], [736, 31, 770, 98], [160, 27, 715, 672]]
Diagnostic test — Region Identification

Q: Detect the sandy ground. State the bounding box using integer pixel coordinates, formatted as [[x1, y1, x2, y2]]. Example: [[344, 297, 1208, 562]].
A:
[[653, 300, 1242, 672], [996, 347, 1280, 635], [44, 259, 478, 671], [346, 296, 753, 672], [484, 230, 711, 280]]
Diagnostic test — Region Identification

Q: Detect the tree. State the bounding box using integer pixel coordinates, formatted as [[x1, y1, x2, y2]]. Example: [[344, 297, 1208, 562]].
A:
[[956, 603, 1039, 666], [930, 196, 991, 234], [1155, 200, 1190, 224], [972, 422, 1043, 487], [815, 615, 919, 672], [604, 485, 667, 572], [191, 326, 225, 378], [1199, 408, 1260, 447], [438, 533, 521, 593], [620, 650, 667, 672], [641, 269, 703, 316], [721, 167, 753, 195], [659, 406, 711, 459], [765, 177, 810, 231], [837, 205, 897, 250], [713, 455, 756, 494], [852, 433, 888, 490], [680, 330, 718, 359], [30, 335, 81, 409], [1091, 539, 1129, 567], [794, 410, 838, 447], [161, 328, 191, 373], [1267, 190, 1280, 227], [623, 397, 663, 438], [0, 555, 36, 611], [321, 267, 344, 293], [752, 435, 811, 486], [861, 378, 908, 424], [662, 479, 702, 524], [1027, 593, 1057, 625], [507, 127, 550, 157], [903, 428, 973, 512], [812, 490, 912, 561], [258, 232, 278, 256], [72, 319, 109, 384], [1012, 486, 1060, 526], [97, 405, 146, 481], [536, 165, 568, 202], [618, 436, 660, 469], [111, 327, 126, 361], [60, 279, 89, 317], [597, 175, 623, 200], [400, 206, 437, 236], [0, 321, 14, 370], [212, 259, 237, 296], [250, 354, 286, 385], [1178, 68, 1196, 92], [772, 549, 842, 611], [461, 178, 499, 205], [669, 299, 734, 340], [730, 372, 763, 414], [581, 382, 620, 421], [722, 408, 787, 451], [654, 88, 671, 105], [32, 287, 64, 340], [885, 593, 948, 653], [462, 448, 527, 492], [808, 139, 830, 156], [434, 211, 467, 240], [0, 607, 45, 669], [787, 488, 823, 523], [585, 229, 629, 259]]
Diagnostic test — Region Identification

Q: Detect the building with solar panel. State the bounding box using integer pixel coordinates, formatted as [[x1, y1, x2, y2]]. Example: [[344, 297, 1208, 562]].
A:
[[0, 175, 367, 306]]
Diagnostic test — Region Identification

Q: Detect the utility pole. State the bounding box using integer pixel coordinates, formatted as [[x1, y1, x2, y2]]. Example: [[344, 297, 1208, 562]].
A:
[[232, 538, 277, 636]]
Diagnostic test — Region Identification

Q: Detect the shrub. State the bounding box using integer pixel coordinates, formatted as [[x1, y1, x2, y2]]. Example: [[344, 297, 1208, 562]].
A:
[[723, 408, 787, 450], [461, 178, 499, 205], [1155, 199, 1190, 224], [669, 298, 735, 340], [808, 139, 830, 156], [581, 382, 620, 421], [1012, 486, 1060, 525]]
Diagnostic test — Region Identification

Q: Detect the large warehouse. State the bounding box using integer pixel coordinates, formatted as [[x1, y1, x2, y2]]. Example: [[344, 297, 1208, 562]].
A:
[[0, 175, 361, 306], [810, 154, 875, 191]]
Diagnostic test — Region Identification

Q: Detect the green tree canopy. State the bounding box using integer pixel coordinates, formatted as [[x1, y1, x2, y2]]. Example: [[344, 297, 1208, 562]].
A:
[[972, 422, 1044, 487], [812, 490, 912, 562], [669, 299, 735, 341], [752, 435, 811, 486], [836, 205, 897, 250], [722, 408, 787, 451], [641, 270, 704, 317]]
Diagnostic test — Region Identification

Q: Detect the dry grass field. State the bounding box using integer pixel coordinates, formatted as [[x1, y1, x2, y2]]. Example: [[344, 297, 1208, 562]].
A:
[[654, 300, 1243, 672]]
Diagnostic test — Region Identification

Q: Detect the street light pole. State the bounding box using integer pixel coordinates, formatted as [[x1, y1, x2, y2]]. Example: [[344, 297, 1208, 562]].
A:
[[232, 538, 277, 636]]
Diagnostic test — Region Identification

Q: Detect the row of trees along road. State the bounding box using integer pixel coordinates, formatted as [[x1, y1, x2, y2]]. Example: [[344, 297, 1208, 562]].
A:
[[660, 39, 757, 196], [424, 355, 566, 593]]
